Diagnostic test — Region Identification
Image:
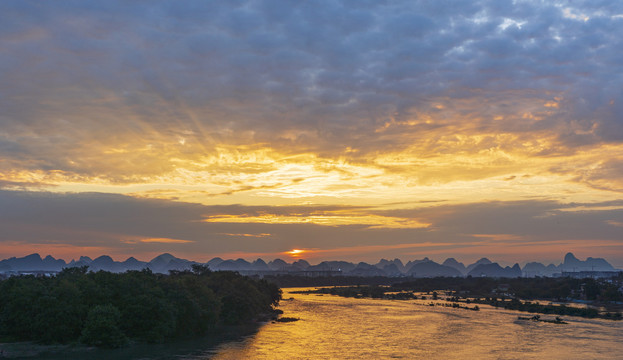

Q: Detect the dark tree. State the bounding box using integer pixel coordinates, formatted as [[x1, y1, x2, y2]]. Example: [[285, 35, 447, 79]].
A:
[[80, 304, 127, 348]]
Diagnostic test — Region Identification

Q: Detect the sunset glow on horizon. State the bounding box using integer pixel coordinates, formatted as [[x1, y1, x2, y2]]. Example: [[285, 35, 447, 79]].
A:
[[1, 1, 622, 267], [285, 249, 306, 258]]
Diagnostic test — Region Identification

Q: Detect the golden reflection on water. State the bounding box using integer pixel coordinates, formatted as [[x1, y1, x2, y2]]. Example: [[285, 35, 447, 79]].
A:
[[209, 288, 623, 360]]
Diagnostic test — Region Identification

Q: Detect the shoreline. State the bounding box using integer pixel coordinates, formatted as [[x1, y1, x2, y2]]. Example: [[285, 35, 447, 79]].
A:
[[0, 324, 262, 359]]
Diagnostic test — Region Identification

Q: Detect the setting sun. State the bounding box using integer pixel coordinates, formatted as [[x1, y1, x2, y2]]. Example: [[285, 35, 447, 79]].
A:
[[285, 249, 306, 258]]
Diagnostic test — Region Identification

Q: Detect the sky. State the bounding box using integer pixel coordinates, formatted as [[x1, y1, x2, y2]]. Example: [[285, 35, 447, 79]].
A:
[[1, 0, 623, 267]]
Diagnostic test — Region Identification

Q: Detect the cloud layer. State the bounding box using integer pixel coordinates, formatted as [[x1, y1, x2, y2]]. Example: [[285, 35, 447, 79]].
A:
[[1, 1, 622, 264], [1, 190, 622, 266]]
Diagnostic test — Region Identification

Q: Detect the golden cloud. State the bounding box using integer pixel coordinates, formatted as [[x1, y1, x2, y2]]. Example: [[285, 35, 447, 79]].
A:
[[204, 212, 430, 229]]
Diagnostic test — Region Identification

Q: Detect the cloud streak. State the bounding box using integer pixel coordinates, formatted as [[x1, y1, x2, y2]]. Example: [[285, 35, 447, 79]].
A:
[[0, 190, 621, 264]]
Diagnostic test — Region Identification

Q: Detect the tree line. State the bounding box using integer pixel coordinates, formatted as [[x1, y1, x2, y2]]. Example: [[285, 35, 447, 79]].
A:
[[391, 275, 623, 302], [0, 265, 281, 348]]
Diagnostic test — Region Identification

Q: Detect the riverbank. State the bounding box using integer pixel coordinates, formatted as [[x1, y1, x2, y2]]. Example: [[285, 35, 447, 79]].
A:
[[0, 324, 261, 359]]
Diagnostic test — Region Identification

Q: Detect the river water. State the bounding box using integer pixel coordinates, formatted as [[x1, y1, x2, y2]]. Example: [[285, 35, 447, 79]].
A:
[[203, 288, 622, 360], [27, 287, 623, 359]]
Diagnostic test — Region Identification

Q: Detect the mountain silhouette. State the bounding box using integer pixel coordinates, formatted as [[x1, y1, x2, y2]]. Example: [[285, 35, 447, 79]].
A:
[[442, 258, 466, 275], [466, 258, 492, 273], [407, 260, 462, 277], [0, 252, 619, 278], [468, 263, 521, 278], [559, 252, 614, 272], [349, 262, 387, 277]]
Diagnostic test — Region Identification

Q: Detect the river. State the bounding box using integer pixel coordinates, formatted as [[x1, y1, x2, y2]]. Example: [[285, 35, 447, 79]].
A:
[[206, 288, 622, 359], [25, 287, 623, 359]]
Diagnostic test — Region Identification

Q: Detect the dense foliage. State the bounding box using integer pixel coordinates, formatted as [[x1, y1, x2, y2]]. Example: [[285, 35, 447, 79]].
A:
[[0, 266, 281, 347], [471, 297, 622, 319]]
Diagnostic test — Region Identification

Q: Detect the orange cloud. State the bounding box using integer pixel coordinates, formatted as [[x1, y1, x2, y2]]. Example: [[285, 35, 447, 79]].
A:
[[606, 220, 623, 227], [118, 236, 194, 244], [469, 234, 525, 242], [139, 237, 194, 244], [204, 212, 430, 229], [220, 233, 272, 238]]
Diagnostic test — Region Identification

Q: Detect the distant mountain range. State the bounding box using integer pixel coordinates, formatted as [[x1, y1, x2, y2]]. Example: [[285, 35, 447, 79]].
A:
[[0, 252, 619, 278]]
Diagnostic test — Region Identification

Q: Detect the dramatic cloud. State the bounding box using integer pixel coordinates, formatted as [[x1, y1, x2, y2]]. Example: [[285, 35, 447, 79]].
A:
[[0, 190, 622, 266], [1, 1, 622, 264]]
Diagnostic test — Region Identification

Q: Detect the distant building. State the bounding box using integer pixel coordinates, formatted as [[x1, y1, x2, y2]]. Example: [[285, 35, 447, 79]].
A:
[[560, 271, 623, 279], [0, 270, 59, 278], [236, 269, 342, 278]]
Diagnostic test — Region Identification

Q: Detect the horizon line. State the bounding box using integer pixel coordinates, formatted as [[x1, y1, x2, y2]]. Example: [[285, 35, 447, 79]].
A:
[[2, 251, 621, 269]]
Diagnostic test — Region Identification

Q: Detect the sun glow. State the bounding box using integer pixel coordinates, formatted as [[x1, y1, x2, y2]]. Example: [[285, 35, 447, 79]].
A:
[[285, 249, 306, 258]]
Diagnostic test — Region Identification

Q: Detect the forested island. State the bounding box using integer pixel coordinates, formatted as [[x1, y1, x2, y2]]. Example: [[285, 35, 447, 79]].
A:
[[0, 265, 281, 348], [295, 275, 623, 321]]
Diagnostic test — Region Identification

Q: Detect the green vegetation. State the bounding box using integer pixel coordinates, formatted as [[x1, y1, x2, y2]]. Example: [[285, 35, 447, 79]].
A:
[[0, 265, 281, 348], [391, 276, 623, 303], [80, 304, 127, 348], [477, 297, 602, 317]]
